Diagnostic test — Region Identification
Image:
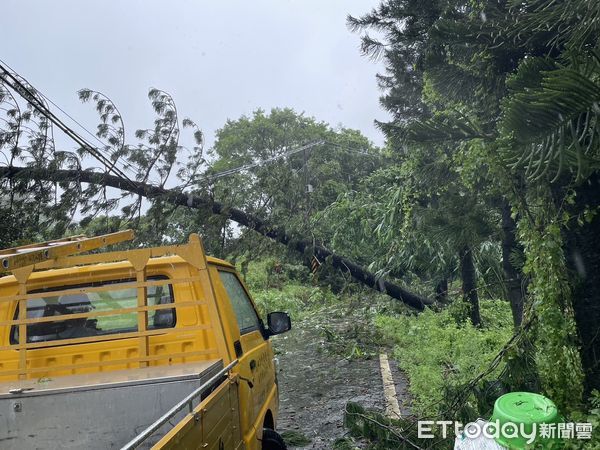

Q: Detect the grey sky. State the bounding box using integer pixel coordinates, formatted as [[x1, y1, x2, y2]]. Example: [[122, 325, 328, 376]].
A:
[[2, 0, 387, 152]]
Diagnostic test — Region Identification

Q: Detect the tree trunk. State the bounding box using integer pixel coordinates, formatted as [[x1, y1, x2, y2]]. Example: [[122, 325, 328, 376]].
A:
[[563, 173, 600, 394], [501, 201, 525, 328], [220, 220, 227, 258], [435, 278, 449, 304], [459, 245, 481, 327], [0, 166, 433, 311]]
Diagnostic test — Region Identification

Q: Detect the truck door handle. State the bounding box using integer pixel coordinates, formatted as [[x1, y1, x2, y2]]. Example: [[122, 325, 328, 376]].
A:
[[239, 376, 254, 389], [250, 360, 256, 371]]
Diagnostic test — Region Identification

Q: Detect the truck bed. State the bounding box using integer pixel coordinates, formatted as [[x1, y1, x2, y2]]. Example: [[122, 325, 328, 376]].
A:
[[0, 360, 223, 449]]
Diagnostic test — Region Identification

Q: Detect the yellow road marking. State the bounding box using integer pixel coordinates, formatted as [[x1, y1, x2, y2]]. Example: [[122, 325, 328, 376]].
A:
[[379, 353, 401, 419]]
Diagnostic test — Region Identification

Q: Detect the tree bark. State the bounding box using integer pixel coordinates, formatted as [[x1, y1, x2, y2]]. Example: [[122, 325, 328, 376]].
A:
[[459, 245, 481, 326], [563, 173, 600, 394], [435, 278, 449, 304], [501, 201, 525, 328], [0, 166, 433, 311]]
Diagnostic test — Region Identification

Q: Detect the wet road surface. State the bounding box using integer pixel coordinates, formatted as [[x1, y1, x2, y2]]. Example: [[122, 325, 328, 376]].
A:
[[273, 316, 410, 449]]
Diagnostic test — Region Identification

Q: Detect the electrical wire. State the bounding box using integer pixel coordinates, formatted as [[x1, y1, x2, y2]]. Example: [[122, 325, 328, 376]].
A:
[[0, 61, 139, 190], [0, 59, 382, 189], [323, 140, 382, 158], [206, 140, 325, 180], [0, 57, 135, 178], [205, 140, 381, 181]]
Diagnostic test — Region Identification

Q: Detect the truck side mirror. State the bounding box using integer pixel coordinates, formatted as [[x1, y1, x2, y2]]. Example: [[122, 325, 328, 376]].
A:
[[267, 312, 291, 336]]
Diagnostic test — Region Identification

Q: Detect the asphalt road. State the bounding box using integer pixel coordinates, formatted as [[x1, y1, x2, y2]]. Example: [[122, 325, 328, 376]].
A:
[[273, 315, 410, 449]]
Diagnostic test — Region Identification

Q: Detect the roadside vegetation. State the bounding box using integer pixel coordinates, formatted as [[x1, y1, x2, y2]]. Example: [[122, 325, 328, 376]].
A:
[[376, 300, 513, 418], [244, 259, 525, 448], [241, 257, 337, 321], [245, 257, 599, 448]]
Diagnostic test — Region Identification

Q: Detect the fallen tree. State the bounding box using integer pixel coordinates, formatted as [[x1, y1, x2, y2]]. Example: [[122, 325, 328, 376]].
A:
[[0, 166, 433, 310]]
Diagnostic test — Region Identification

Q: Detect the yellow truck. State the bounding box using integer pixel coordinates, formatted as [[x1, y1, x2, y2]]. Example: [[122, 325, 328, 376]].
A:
[[0, 231, 291, 449]]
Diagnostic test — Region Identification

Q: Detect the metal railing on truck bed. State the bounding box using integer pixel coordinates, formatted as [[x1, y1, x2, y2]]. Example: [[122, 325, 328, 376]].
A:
[[122, 359, 239, 450], [0, 231, 229, 380], [0, 359, 227, 449]]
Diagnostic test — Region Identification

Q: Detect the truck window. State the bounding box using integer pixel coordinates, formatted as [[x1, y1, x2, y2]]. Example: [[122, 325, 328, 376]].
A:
[[218, 271, 261, 334], [11, 277, 175, 344]]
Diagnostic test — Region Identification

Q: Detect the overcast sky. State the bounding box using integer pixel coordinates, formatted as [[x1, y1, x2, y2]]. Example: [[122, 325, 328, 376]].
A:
[[2, 0, 388, 152]]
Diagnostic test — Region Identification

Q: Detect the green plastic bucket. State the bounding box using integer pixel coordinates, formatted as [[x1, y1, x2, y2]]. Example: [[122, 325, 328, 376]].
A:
[[490, 392, 561, 449]]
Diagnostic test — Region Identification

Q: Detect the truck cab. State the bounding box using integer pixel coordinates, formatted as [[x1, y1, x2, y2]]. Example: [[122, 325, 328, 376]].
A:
[[0, 231, 290, 449]]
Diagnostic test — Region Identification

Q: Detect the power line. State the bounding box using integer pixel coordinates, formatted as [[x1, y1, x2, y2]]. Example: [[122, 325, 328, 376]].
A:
[[0, 58, 131, 170], [323, 140, 382, 158], [205, 140, 381, 182], [0, 61, 139, 190], [0, 59, 382, 191], [207, 140, 325, 181], [0, 62, 322, 190]]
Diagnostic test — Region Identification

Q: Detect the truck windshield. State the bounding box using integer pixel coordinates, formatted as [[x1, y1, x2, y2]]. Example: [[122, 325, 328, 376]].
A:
[[11, 277, 175, 344]]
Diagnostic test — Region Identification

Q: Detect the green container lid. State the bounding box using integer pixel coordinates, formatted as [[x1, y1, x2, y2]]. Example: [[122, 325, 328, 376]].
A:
[[490, 392, 561, 449]]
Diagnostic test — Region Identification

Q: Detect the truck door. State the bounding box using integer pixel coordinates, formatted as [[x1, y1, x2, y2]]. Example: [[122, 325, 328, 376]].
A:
[[213, 269, 276, 448]]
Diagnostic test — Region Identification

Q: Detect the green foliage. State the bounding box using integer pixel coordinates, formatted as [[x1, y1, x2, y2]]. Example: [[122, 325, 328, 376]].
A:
[[242, 256, 336, 321], [280, 430, 311, 447], [351, 0, 599, 420], [501, 55, 600, 182], [253, 284, 337, 321], [207, 108, 382, 246], [332, 438, 359, 450], [518, 204, 584, 413], [508, 0, 600, 51], [375, 300, 513, 417], [564, 390, 600, 449], [343, 402, 423, 449], [319, 312, 392, 360], [1, 0, 599, 441], [242, 257, 309, 291]]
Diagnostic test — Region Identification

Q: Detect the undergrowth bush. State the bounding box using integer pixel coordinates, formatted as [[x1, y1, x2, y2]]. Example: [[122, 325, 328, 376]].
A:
[[376, 300, 513, 418], [252, 284, 337, 320], [243, 256, 337, 320], [243, 256, 309, 291]]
